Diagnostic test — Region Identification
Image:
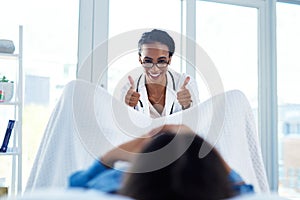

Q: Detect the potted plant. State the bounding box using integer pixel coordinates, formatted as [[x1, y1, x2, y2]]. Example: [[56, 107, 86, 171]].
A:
[[0, 75, 14, 102]]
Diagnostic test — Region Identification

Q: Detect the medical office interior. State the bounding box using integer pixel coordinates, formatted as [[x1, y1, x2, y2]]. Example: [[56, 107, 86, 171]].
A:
[[0, 0, 300, 199]]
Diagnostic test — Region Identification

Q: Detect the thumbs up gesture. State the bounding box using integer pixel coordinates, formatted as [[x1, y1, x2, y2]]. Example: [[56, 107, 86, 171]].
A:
[[177, 76, 192, 109], [125, 76, 140, 107]]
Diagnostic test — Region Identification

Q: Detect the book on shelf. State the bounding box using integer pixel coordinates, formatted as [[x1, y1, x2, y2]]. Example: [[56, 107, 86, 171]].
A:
[[0, 120, 15, 153]]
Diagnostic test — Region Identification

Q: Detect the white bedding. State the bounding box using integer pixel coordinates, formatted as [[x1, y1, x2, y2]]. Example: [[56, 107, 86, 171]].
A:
[[11, 189, 289, 200], [25, 79, 269, 193]]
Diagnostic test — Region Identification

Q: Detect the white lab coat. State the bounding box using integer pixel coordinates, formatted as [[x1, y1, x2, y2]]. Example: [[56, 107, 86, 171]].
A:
[[121, 69, 200, 118]]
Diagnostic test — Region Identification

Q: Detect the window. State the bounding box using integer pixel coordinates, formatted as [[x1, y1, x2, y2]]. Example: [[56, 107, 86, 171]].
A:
[[277, 2, 300, 197], [195, 1, 258, 111]]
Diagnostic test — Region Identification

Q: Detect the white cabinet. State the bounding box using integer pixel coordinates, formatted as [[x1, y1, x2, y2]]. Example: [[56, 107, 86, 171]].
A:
[[0, 25, 23, 195]]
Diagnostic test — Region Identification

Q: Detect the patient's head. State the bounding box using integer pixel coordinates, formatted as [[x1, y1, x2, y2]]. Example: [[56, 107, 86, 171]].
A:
[[119, 131, 234, 200]]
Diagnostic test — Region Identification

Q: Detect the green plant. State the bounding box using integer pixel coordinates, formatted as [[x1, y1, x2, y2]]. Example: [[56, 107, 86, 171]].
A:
[[0, 76, 13, 83]]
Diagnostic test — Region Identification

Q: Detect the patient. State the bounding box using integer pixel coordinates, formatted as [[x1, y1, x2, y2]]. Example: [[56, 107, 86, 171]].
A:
[[69, 125, 253, 199]]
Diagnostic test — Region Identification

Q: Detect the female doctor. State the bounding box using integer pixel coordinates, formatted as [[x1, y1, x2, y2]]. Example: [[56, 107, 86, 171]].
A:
[[124, 29, 199, 118]]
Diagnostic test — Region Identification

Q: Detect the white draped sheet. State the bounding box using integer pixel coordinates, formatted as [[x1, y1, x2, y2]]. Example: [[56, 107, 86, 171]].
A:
[[25, 79, 269, 193]]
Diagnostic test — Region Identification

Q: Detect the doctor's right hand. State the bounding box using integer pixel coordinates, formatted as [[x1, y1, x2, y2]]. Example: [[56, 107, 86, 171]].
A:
[[125, 76, 140, 107]]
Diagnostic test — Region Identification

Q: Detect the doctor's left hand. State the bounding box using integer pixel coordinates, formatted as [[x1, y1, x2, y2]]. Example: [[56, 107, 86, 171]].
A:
[[177, 77, 192, 109]]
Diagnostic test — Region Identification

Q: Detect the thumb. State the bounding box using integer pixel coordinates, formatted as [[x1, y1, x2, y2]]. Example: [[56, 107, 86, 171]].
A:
[[128, 76, 135, 89], [181, 76, 190, 89]]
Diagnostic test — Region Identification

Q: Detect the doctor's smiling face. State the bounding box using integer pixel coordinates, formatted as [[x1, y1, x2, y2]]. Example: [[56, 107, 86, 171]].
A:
[[139, 42, 172, 85]]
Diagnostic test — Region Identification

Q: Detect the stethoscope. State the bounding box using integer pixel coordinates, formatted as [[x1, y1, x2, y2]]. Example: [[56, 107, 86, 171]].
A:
[[135, 71, 176, 115]]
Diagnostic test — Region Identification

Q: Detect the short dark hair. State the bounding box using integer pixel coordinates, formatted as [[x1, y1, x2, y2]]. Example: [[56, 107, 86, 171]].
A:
[[138, 29, 175, 57], [119, 133, 234, 200]]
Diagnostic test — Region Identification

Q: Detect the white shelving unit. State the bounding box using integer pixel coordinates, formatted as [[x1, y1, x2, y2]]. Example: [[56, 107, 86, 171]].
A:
[[0, 25, 23, 196]]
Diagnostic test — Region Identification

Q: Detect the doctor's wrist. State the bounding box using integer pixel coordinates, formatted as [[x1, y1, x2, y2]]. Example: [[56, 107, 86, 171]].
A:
[[182, 100, 192, 110]]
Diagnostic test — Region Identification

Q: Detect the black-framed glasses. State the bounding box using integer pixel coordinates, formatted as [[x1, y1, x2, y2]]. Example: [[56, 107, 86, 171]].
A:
[[142, 60, 169, 68]]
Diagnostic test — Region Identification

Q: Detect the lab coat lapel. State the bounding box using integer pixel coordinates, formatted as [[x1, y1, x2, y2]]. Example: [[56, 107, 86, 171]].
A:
[[138, 75, 150, 116], [165, 71, 177, 115]]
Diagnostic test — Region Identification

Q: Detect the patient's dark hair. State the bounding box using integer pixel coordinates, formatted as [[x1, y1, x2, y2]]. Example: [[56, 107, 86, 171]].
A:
[[138, 29, 175, 57], [119, 132, 234, 200]]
